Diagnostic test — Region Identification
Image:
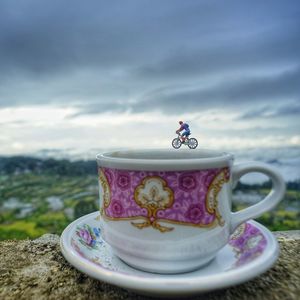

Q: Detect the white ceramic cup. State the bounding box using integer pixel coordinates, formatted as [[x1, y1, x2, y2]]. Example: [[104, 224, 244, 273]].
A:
[[96, 149, 285, 274]]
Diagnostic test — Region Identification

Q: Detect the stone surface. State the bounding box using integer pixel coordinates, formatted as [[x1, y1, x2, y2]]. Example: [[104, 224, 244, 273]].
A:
[[0, 231, 299, 300]]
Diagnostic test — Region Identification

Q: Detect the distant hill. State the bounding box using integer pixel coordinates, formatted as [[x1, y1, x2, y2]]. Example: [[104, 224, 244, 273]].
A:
[[0, 155, 299, 190], [0, 156, 97, 176]]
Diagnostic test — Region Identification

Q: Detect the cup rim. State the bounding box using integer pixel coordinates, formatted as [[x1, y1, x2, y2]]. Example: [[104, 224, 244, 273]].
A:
[[96, 148, 234, 171]]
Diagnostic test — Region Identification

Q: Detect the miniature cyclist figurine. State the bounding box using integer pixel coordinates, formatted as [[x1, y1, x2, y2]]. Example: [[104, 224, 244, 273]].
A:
[[172, 121, 198, 149], [176, 121, 190, 143]]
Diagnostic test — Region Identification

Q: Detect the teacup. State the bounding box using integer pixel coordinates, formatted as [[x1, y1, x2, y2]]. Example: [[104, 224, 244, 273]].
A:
[[96, 149, 285, 274]]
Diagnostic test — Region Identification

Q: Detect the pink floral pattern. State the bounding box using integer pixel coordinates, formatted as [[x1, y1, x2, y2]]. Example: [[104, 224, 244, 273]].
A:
[[185, 203, 204, 222], [99, 167, 230, 229], [111, 200, 124, 216], [229, 223, 267, 266], [116, 172, 131, 190], [75, 224, 100, 249], [178, 173, 197, 191]]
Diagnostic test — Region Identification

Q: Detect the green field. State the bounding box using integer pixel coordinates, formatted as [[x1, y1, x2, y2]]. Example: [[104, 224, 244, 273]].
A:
[[0, 173, 98, 240], [233, 187, 300, 231]]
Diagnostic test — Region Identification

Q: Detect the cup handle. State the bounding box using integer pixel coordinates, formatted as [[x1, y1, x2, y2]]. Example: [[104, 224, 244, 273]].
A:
[[230, 162, 286, 233]]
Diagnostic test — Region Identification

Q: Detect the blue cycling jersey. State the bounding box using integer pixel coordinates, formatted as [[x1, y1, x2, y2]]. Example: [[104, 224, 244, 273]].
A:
[[182, 123, 189, 131]]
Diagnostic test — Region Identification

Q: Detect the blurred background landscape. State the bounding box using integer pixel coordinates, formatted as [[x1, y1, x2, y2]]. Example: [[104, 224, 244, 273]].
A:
[[0, 0, 299, 239], [0, 153, 299, 240]]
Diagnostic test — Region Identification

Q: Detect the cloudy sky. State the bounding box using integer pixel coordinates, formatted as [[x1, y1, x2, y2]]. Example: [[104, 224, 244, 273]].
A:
[[0, 0, 299, 158]]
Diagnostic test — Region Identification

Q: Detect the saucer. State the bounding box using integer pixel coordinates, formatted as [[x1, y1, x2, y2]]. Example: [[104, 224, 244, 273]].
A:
[[60, 212, 279, 297]]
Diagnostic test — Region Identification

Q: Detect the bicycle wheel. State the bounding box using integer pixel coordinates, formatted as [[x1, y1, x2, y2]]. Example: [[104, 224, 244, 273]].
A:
[[188, 138, 198, 149], [172, 138, 182, 149]]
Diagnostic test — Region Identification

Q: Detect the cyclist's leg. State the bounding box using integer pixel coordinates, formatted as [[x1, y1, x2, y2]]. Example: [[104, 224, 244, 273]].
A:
[[187, 130, 191, 138]]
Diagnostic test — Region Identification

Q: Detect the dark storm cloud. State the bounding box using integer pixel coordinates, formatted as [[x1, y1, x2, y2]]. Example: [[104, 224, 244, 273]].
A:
[[127, 66, 300, 114], [239, 102, 300, 120], [0, 1, 131, 81], [0, 0, 219, 75], [133, 29, 300, 80], [0, 0, 299, 113], [71, 65, 300, 116]]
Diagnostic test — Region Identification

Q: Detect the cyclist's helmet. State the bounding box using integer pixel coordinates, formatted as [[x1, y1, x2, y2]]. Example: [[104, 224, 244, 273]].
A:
[[179, 121, 183, 124]]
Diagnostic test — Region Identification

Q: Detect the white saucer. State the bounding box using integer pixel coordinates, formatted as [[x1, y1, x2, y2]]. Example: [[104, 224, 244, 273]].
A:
[[60, 212, 279, 297]]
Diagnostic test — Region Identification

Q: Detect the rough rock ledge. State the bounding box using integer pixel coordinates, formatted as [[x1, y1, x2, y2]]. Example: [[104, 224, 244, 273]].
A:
[[0, 231, 299, 300]]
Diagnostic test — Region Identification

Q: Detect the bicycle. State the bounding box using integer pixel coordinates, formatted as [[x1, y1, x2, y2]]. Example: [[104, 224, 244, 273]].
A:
[[172, 133, 198, 149]]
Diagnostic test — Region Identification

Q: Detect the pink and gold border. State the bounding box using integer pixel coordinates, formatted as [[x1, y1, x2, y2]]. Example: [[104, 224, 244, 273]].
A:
[[99, 167, 230, 232]]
